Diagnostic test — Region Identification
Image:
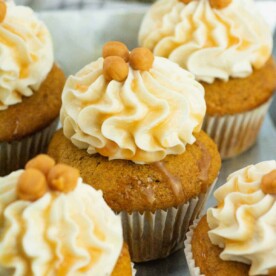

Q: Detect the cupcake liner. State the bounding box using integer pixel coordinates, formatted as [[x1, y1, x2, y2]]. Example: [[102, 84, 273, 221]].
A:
[[0, 119, 59, 176], [131, 263, 136, 276], [184, 218, 203, 276], [203, 99, 272, 160], [119, 179, 217, 262]]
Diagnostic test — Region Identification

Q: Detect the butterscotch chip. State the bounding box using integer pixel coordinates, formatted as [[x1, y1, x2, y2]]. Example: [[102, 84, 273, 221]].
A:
[[129, 48, 154, 71], [0, 1, 7, 23], [26, 154, 55, 175], [180, 0, 194, 4], [209, 0, 232, 9], [17, 169, 48, 201], [103, 56, 129, 82], [103, 41, 129, 62], [261, 170, 276, 195], [48, 164, 79, 193]]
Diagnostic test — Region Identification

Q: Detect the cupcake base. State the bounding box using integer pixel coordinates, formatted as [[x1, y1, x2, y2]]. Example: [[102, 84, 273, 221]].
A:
[[0, 119, 58, 176], [120, 180, 216, 263], [184, 216, 250, 276], [203, 99, 272, 160]]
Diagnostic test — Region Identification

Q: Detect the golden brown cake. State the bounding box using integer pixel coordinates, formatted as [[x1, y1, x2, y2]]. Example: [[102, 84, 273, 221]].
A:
[[0, 154, 132, 276], [139, 0, 276, 159], [204, 57, 276, 116], [0, 65, 65, 142], [191, 216, 250, 276], [112, 244, 133, 276], [185, 161, 276, 276], [0, 2, 65, 176], [48, 129, 220, 213], [48, 41, 221, 262]]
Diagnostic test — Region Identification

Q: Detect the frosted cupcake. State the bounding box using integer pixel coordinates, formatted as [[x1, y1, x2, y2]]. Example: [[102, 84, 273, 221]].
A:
[[0, 154, 132, 276], [0, 1, 65, 175], [139, 0, 276, 159], [48, 41, 221, 261], [185, 160, 276, 275]]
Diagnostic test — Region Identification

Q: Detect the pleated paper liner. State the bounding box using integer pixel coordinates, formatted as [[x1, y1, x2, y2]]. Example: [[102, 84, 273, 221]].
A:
[[184, 218, 203, 276], [120, 179, 217, 263], [0, 119, 59, 176], [203, 99, 272, 160]]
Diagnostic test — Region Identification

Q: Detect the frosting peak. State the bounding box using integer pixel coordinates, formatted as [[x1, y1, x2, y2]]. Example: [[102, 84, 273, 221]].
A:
[[139, 0, 272, 83], [0, 170, 123, 276], [0, 2, 53, 110], [207, 161, 276, 275], [61, 55, 206, 164]]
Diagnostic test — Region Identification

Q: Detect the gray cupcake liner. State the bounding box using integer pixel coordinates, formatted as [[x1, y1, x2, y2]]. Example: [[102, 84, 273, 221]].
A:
[[119, 178, 217, 262], [0, 119, 58, 176], [184, 218, 203, 276], [203, 99, 272, 160]]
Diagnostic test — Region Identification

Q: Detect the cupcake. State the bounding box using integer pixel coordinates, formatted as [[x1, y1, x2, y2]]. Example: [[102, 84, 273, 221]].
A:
[[185, 160, 276, 275], [47, 41, 221, 262], [0, 154, 133, 276], [139, 0, 276, 159], [0, 1, 66, 176]]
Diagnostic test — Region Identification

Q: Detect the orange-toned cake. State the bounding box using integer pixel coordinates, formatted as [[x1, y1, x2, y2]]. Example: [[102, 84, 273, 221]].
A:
[[0, 154, 132, 276], [139, 0, 276, 159], [0, 1, 65, 176], [185, 161, 276, 276]]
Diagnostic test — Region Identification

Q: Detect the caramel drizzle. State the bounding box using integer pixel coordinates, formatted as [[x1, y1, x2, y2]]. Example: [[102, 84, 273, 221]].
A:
[[140, 184, 156, 205], [153, 161, 183, 202], [195, 141, 212, 193]]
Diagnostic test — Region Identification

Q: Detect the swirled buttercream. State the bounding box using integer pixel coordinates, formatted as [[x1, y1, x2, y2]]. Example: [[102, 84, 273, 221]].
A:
[[0, 171, 123, 276], [0, 2, 53, 110], [207, 160, 276, 275], [60, 56, 205, 164], [139, 0, 272, 83]]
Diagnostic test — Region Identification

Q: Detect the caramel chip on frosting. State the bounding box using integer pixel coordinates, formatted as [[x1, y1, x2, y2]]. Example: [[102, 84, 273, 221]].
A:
[[48, 164, 80, 193], [180, 0, 194, 4], [17, 169, 48, 201], [103, 56, 129, 82], [103, 41, 129, 62], [209, 0, 232, 9], [26, 154, 55, 175], [129, 47, 154, 71], [261, 170, 276, 195], [0, 1, 6, 23]]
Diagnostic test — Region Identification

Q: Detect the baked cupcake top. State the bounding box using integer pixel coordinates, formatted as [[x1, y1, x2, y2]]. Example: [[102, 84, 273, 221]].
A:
[[0, 155, 123, 276], [207, 160, 276, 275], [61, 42, 205, 164], [0, 1, 53, 110], [139, 0, 272, 84]]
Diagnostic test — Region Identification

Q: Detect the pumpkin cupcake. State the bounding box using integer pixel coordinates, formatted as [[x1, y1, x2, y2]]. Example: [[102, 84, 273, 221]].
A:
[[0, 154, 133, 276], [139, 0, 276, 159], [0, 1, 65, 176], [48, 41, 221, 262], [185, 160, 276, 276]]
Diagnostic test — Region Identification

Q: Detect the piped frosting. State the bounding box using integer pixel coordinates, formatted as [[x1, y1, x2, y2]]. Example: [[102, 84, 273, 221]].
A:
[[61, 43, 206, 164], [207, 161, 276, 275], [0, 2, 53, 110], [139, 0, 272, 83]]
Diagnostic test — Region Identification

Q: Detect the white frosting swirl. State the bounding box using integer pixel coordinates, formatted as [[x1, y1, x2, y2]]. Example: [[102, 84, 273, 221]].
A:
[[139, 0, 272, 83], [61, 57, 205, 164], [0, 3, 54, 110], [207, 161, 276, 275], [0, 171, 123, 276]]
